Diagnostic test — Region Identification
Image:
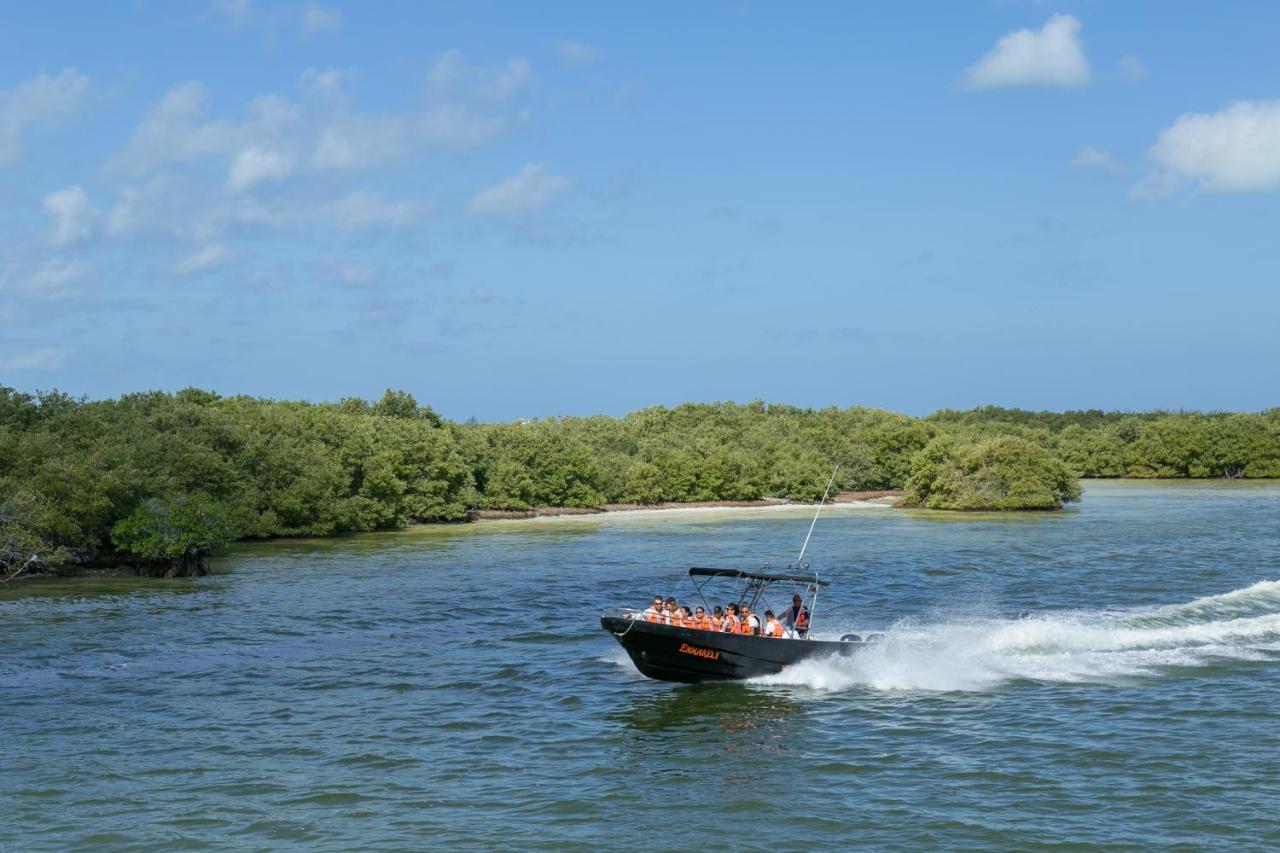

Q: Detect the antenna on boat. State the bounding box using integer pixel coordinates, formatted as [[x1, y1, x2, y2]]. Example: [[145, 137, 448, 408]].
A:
[[796, 465, 839, 568]]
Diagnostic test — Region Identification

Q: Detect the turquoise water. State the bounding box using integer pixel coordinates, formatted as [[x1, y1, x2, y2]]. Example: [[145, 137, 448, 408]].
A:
[[4, 480, 1280, 849]]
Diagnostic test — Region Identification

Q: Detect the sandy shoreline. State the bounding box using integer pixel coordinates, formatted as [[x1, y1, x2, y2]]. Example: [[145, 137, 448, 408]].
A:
[[461, 491, 904, 523]]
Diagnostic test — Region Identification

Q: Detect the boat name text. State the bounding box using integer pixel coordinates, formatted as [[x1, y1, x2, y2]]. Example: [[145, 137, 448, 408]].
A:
[[678, 642, 720, 661]]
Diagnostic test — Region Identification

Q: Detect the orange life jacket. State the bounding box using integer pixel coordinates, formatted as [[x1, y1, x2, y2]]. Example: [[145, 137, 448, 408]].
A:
[[645, 608, 661, 623], [709, 616, 724, 631], [693, 615, 711, 631], [723, 615, 740, 634], [795, 609, 810, 630], [767, 619, 784, 638]]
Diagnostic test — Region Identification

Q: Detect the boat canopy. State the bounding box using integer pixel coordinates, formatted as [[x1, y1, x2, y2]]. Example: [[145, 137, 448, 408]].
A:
[[688, 567, 830, 587]]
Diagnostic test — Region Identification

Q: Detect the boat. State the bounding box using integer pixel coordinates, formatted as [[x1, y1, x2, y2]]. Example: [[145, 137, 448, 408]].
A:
[[601, 467, 878, 683], [600, 566, 876, 683]]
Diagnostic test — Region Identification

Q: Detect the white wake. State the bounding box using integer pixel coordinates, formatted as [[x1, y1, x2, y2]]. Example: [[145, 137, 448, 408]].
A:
[[752, 580, 1280, 692]]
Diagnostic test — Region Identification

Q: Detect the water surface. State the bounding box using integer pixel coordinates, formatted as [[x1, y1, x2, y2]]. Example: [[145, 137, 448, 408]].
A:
[[4, 481, 1280, 848]]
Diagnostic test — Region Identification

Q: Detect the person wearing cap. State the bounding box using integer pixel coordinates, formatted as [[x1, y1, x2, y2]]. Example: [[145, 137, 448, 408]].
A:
[[783, 593, 810, 637], [709, 606, 725, 632]]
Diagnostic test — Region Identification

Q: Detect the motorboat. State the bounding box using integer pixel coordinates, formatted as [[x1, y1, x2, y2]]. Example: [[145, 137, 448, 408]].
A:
[[601, 566, 876, 683]]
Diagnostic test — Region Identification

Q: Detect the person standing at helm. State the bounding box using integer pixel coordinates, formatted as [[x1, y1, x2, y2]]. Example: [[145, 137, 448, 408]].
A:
[[784, 594, 810, 637], [764, 610, 785, 638]]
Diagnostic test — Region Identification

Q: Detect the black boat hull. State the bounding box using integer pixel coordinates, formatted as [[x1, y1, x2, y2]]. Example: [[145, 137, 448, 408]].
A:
[[601, 615, 865, 683]]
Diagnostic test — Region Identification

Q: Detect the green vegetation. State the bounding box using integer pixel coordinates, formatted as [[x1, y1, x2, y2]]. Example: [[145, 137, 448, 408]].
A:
[[904, 435, 1083, 510], [1, 388, 1277, 574]]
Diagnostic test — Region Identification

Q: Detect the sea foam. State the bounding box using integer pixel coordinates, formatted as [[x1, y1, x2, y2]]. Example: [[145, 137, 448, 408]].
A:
[[751, 580, 1280, 692]]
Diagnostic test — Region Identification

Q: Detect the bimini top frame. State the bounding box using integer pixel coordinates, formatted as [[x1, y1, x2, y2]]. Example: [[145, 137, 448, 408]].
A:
[[686, 566, 826, 638], [688, 567, 830, 586]]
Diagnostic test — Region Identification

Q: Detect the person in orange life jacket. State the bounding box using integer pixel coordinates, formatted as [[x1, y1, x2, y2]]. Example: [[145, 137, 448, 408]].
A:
[[663, 597, 679, 625], [783, 593, 811, 637], [741, 606, 761, 636], [722, 604, 741, 634], [643, 596, 663, 622], [709, 606, 725, 632], [691, 606, 711, 630], [764, 610, 785, 638]]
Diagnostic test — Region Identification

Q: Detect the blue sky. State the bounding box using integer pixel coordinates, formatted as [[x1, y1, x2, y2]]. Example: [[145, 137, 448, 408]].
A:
[[2, 1, 1278, 420]]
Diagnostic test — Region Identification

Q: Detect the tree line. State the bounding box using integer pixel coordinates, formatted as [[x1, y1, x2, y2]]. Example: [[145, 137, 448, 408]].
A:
[[1, 388, 1277, 574]]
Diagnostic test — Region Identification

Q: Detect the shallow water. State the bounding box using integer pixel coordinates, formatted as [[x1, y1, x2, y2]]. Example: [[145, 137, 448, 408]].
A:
[[4, 480, 1280, 849]]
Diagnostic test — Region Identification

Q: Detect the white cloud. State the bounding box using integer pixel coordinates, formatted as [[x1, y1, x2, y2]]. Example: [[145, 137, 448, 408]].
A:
[[106, 173, 283, 242], [964, 15, 1092, 90], [173, 244, 231, 274], [557, 41, 603, 67], [467, 164, 571, 219], [299, 67, 353, 100], [0, 347, 69, 371], [302, 3, 341, 35], [0, 68, 90, 165], [1070, 146, 1123, 173], [419, 105, 507, 148], [428, 50, 536, 102], [1143, 100, 1280, 194], [324, 191, 428, 229], [118, 57, 525, 180], [311, 117, 413, 169], [1128, 171, 1183, 201], [23, 259, 89, 295], [311, 127, 358, 169], [228, 145, 293, 191], [43, 185, 100, 245], [1117, 55, 1148, 82], [112, 81, 240, 173]]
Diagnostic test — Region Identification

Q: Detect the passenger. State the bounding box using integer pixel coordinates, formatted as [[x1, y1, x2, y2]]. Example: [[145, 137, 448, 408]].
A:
[[723, 604, 741, 634], [709, 606, 725, 632], [677, 606, 693, 628], [643, 596, 664, 623], [764, 610, 785, 638], [784, 594, 810, 637], [692, 606, 711, 631], [742, 606, 761, 636], [664, 597, 679, 625]]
